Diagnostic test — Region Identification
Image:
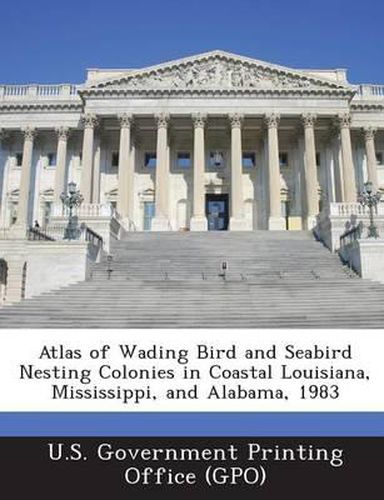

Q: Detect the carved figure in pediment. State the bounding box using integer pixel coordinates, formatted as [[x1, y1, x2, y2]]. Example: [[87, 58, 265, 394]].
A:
[[231, 68, 243, 87]]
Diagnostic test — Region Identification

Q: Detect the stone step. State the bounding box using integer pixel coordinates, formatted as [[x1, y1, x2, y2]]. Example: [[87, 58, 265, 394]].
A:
[[1, 230, 383, 328]]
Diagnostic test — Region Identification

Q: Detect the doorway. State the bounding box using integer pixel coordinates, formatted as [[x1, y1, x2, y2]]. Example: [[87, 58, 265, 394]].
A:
[[143, 201, 155, 230], [206, 194, 229, 231]]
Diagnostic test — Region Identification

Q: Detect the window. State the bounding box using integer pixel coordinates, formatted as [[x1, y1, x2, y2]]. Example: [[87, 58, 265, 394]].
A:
[[242, 152, 256, 168], [376, 152, 383, 166], [15, 153, 23, 167], [177, 152, 191, 168], [209, 151, 224, 169], [144, 152, 157, 168], [47, 153, 56, 167], [279, 152, 288, 167], [112, 152, 119, 168], [316, 152, 321, 167]]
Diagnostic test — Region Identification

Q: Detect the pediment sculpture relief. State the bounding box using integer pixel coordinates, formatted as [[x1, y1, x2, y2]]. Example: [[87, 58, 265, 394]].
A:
[[97, 57, 334, 92], [115, 61, 311, 89]]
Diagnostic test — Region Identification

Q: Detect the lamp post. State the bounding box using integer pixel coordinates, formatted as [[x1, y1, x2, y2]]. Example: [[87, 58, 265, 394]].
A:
[[60, 181, 84, 240], [357, 181, 382, 239]]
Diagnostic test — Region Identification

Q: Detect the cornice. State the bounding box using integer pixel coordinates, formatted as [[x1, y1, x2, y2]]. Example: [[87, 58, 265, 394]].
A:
[[350, 102, 384, 111], [0, 101, 83, 112], [81, 87, 354, 99]]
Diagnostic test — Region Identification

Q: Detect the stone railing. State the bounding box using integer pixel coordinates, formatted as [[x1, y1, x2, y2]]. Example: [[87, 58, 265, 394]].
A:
[[52, 203, 114, 218], [354, 84, 384, 100], [339, 223, 363, 248], [0, 84, 81, 101], [81, 225, 103, 247], [27, 226, 55, 241], [314, 201, 384, 252], [327, 202, 384, 217]]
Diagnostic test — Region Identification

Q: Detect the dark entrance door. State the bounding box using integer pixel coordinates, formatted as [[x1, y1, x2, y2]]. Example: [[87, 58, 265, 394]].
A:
[[206, 194, 229, 230]]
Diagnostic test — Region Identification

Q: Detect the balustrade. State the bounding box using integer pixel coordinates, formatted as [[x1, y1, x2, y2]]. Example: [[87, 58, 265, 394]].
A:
[[0, 84, 81, 100], [52, 203, 114, 218], [355, 84, 384, 99], [328, 202, 384, 217]]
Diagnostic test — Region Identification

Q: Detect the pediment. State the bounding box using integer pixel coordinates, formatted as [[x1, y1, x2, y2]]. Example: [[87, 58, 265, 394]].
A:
[[84, 50, 353, 97]]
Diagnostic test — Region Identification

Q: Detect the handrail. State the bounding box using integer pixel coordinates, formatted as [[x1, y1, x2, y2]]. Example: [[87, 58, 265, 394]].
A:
[[340, 224, 362, 247], [27, 227, 55, 241], [83, 225, 103, 247]]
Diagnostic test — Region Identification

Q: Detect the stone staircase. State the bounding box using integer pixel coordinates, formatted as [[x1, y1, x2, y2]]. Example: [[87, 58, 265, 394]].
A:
[[1, 231, 384, 328]]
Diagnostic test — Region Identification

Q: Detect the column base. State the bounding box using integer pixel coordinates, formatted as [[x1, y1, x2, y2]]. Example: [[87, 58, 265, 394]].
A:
[[190, 216, 208, 231], [229, 217, 248, 231], [9, 224, 28, 239], [268, 217, 285, 230], [119, 217, 137, 232], [151, 216, 171, 231], [304, 215, 317, 230]]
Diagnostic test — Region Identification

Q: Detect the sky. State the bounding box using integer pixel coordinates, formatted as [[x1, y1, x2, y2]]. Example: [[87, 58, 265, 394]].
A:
[[1, 0, 384, 84]]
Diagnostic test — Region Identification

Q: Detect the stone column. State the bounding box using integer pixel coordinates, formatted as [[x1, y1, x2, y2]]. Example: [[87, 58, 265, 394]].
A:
[[80, 114, 98, 203], [190, 113, 207, 231], [291, 135, 303, 226], [363, 127, 379, 191], [117, 113, 134, 222], [152, 113, 170, 231], [265, 114, 284, 230], [327, 126, 344, 202], [229, 113, 247, 230], [302, 113, 319, 228], [92, 137, 101, 204], [324, 141, 336, 203], [0, 129, 9, 227], [13, 127, 36, 233], [336, 113, 357, 202], [54, 127, 70, 205]]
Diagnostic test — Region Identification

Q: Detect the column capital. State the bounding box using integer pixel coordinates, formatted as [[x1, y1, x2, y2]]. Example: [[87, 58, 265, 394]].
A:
[[229, 113, 244, 129], [21, 126, 36, 141], [55, 126, 70, 141], [192, 112, 207, 129], [264, 113, 280, 129], [302, 113, 317, 128], [118, 113, 134, 129], [155, 112, 170, 129], [362, 126, 377, 141], [335, 112, 352, 129], [81, 113, 99, 130]]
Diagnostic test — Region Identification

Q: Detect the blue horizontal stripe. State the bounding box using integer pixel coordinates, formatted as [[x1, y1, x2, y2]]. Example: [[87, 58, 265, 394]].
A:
[[0, 412, 383, 437]]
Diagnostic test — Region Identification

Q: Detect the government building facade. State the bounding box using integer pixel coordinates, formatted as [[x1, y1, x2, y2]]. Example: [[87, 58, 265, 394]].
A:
[[0, 49, 384, 235]]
